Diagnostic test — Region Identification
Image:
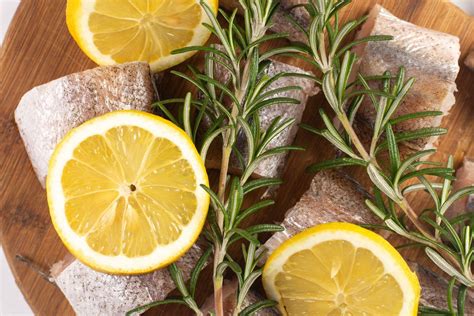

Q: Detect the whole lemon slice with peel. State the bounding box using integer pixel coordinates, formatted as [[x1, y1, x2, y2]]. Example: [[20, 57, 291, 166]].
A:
[[66, 0, 218, 72], [47, 110, 209, 274], [263, 222, 420, 316]]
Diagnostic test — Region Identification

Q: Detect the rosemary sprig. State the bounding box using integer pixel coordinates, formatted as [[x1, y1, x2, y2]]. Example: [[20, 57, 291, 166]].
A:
[[129, 0, 303, 315], [294, 0, 473, 312]]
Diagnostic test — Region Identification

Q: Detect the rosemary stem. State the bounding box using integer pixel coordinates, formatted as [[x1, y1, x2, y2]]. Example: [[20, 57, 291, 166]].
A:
[[338, 113, 371, 162], [214, 145, 232, 316]]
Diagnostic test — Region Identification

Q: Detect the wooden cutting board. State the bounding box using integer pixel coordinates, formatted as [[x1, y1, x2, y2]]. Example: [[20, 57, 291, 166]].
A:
[[1, 0, 473, 315]]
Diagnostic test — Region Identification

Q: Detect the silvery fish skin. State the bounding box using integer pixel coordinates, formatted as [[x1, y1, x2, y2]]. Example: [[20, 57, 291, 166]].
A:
[[263, 169, 378, 258], [220, 0, 309, 43], [14, 62, 155, 188], [200, 279, 279, 316], [51, 245, 202, 316], [354, 5, 460, 152], [211, 49, 319, 179]]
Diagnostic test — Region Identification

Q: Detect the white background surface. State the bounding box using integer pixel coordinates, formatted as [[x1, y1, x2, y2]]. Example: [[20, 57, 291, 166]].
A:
[[0, 0, 473, 315]]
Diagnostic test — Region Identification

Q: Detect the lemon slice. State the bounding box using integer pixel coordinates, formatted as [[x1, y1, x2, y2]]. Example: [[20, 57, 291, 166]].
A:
[[66, 0, 218, 72], [47, 110, 209, 274], [263, 222, 420, 316]]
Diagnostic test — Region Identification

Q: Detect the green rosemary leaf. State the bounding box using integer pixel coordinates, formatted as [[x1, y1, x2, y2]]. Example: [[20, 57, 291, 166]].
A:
[[457, 284, 468, 315], [228, 178, 244, 227], [335, 35, 393, 58], [329, 19, 365, 57], [216, 260, 242, 277], [389, 111, 444, 126], [425, 248, 472, 286], [246, 97, 300, 117], [385, 124, 401, 176], [189, 247, 212, 298], [401, 182, 443, 195], [171, 70, 211, 99], [172, 45, 231, 61], [169, 264, 191, 298], [347, 95, 364, 125], [200, 126, 229, 162], [246, 223, 284, 235], [319, 108, 345, 143], [376, 127, 447, 152], [345, 89, 394, 100], [252, 86, 302, 106], [196, 74, 241, 107], [238, 33, 290, 62], [447, 277, 456, 314], [365, 199, 387, 220], [320, 129, 359, 159], [393, 149, 436, 187], [200, 1, 235, 60], [235, 200, 275, 226], [381, 78, 415, 128], [126, 299, 186, 316], [299, 123, 323, 136], [399, 168, 455, 184], [256, 117, 295, 155], [229, 228, 260, 245], [242, 178, 282, 194], [307, 157, 367, 173], [182, 93, 193, 138], [239, 300, 277, 316], [367, 164, 401, 203], [237, 117, 256, 160], [439, 186, 474, 216], [418, 306, 451, 315], [323, 72, 341, 113], [200, 184, 227, 217]]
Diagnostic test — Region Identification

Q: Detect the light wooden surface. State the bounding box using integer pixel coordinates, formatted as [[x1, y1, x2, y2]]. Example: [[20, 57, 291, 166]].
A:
[[0, 0, 473, 315]]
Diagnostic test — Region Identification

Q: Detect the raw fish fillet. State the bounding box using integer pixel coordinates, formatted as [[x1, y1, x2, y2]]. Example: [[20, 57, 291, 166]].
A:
[[210, 46, 319, 179], [354, 5, 460, 152], [200, 279, 278, 315], [51, 245, 202, 316], [220, 0, 309, 43], [263, 169, 378, 256], [15, 62, 155, 187]]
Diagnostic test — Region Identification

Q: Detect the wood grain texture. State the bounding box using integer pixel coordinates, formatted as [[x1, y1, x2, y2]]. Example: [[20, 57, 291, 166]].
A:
[[0, 0, 472, 315]]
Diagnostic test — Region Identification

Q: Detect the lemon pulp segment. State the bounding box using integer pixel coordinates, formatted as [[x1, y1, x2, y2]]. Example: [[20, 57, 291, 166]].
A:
[[61, 126, 197, 257], [275, 240, 404, 315], [263, 223, 420, 316], [89, 0, 202, 63]]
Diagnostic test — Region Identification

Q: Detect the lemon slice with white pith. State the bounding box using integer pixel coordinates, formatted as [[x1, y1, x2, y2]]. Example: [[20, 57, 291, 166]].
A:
[[66, 0, 218, 72], [47, 110, 209, 274], [263, 222, 420, 315]]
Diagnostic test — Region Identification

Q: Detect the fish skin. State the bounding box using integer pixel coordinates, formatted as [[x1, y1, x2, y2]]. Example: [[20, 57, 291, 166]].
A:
[[263, 169, 378, 258], [14, 62, 155, 188], [52, 245, 202, 316], [354, 5, 460, 153]]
